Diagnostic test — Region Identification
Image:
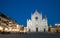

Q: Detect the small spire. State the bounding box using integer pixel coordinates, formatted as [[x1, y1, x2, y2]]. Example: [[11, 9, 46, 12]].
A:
[[44, 14, 47, 19], [27, 19, 28, 22], [31, 12, 32, 16]]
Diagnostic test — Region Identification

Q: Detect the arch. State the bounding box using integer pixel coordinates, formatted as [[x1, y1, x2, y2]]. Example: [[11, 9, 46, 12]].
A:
[[36, 27, 38, 32]]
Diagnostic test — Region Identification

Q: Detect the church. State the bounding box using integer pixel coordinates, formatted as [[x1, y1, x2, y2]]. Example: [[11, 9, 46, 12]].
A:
[[27, 10, 48, 32]]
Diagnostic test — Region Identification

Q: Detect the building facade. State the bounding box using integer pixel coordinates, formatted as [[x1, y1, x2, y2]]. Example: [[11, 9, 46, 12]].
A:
[[27, 10, 48, 32], [0, 13, 17, 32]]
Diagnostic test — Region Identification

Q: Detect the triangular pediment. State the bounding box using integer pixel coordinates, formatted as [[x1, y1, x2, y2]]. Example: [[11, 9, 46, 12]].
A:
[[32, 10, 41, 16]]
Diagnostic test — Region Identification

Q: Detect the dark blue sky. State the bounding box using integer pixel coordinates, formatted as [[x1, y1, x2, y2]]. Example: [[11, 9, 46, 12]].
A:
[[0, 0, 60, 26]]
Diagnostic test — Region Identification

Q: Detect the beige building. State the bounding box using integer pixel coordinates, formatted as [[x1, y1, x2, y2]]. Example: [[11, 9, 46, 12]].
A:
[[49, 24, 60, 32], [49, 25, 56, 32], [0, 13, 17, 32]]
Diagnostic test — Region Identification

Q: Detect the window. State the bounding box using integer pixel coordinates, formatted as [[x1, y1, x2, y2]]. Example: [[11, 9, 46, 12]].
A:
[[35, 17, 38, 20]]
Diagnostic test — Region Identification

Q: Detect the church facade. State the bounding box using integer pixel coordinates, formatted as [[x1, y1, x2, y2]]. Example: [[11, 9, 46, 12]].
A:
[[27, 10, 48, 32]]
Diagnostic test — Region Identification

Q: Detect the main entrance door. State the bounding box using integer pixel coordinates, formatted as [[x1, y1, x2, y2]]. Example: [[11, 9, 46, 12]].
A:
[[36, 27, 38, 32], [29, 29, 30, 32]]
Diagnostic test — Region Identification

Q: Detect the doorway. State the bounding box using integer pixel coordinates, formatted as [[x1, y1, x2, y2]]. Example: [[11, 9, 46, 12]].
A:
[[29, 29, 30, 32], [36, 27, 38, 32], [44, 28, 45, 32]]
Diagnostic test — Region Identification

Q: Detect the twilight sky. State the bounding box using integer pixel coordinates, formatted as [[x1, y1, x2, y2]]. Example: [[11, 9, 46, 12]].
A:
[[0, 0, 60, 26]]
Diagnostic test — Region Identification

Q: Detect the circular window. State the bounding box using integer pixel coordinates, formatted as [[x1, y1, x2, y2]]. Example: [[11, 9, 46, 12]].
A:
[[35, 17, 38, 20]]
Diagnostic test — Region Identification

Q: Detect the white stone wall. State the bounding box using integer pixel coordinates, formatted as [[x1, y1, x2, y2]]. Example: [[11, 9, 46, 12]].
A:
[[27, 10, 48, 32]]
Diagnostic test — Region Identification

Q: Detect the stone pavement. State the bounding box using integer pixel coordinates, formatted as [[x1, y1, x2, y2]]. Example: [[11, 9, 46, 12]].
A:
[[0, 32, 60, 38]]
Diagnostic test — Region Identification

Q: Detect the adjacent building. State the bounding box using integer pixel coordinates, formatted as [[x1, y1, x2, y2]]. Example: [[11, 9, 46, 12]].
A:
[[49, 24, 60, 32], [0, 13, 27, 33]]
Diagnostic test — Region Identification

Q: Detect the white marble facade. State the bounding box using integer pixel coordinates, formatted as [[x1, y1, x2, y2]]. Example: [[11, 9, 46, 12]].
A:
[[27, 10, 48, 32]]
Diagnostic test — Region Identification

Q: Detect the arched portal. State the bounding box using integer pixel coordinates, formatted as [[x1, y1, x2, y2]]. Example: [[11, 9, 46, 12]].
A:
[[36, 27, 38, 32], [36, 24, 38, 32], [29, 29, 30, 32], [44, 28, 45, 32]]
